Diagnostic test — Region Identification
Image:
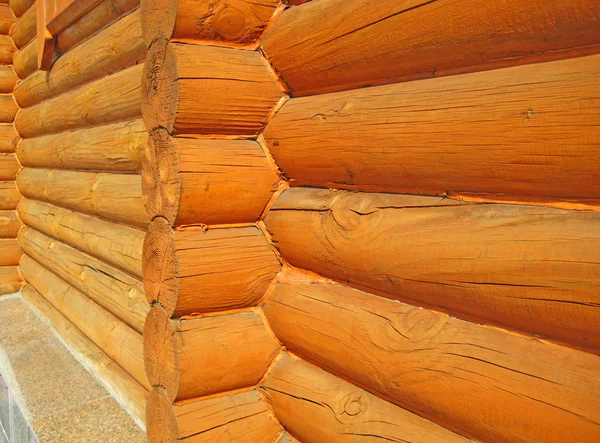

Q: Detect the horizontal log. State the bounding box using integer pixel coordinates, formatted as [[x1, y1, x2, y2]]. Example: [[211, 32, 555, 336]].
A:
[[20, 254, 150, 390], [0, 210, 19, 237], [144, 305, 280, 401], [9, 0, 32, 18], [19, 226, 148, 333], [15, 9, 145, 108], [17, 119, 146, 172], [141, 0, 279, 48], [142, 41, 284, 136], [0, 34, 15, 64], [0, 153, 19, 180], [0, 266, 21, 294], [265, 55, 600, 203], [262, 0, 600, 96], [143, 218, 280, 316], [0, 65, 16, 93], [265, 188, 600, 352], [22, 284, 147, 426], [143, 130, 279, 226], [0, 94, 17, 122], [263, 278, 600, 442], [146, 388, 281, 442], [15, 63, 142, 137], [0, 123, 17, 152], [0, 4, 13, 34], [0, 181, 20, 209], [0, 237, 20, 265], [17, 199, 144, 278], [17, 168, 149, 228], [55, 0, 139, 53], [10, 2, 34, 48], [261, 353, 468, 443], [12, 36, 35, 79]]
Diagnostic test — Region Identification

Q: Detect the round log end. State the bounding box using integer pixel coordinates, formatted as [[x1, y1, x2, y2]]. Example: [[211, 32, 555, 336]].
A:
[[141, 0, 177, 49], [142, 129, 181, 225], [144, 305, 180, 400], [141, 40, 178, 134], [146, 387, 177, 443], [143, 217, 178, 314]]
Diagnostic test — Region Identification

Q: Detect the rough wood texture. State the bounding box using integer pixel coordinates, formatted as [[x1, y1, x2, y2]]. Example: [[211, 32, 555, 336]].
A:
[[0, 124, 18, 152], [0, 66, 16, 93], [0, 34, 16, 64], [15, 63, 142, 138], [17, 120, 146, 172], [0, 210, 19, 237], [143, 130, 279, 226], [0, 4, 14, 34], [0, 238, 21, 265], [142, 41, 284, 135], [261, 353, 468, 443], [0, 266, 22, 294], [10, 3, 34, 48], [143, 219, 280, 316], [9, 0, 33, 18], [144, 305, 280, 401], [22, 284, 147, 426], [0, 153, 19, 180], [20, 254, 151, 390], [17, 168, 150, 228], [265, 55, 600, 203], [19, 226, 148, 333], [141, 0, 279, 48], [265, 188, 600, 352], [0, 95, 17, 122], [0, 182, 20, 209], [146, 388, 281, 443], [18, 199, 144, 278], [262, 0, 600, 96], [15, 9, 145, 108], [263, 278, 600, 443], [12, 37, 35, 79]]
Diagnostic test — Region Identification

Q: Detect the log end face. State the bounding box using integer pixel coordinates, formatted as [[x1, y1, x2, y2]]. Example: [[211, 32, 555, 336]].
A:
[[146, 387, 177, 443]]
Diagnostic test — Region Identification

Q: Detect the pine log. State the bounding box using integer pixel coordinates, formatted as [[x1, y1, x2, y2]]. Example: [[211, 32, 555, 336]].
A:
[[265, 55, 600, 203], [18, 199, 144, 278], [0, 153, 19, 180], [15, 63, 142, 138], [22, 284, 147, 426], [0, 4, 13, 34], [0, 181, 20, 209], [55, 0, 139, 53], [265, 188, 600, 352], [16, 168, 150, 228], [12, 37, 35, 79], [261, 353, 468, 443], [0, 237, 20, 265], [15, 9, 145, 108], [144, 305, 280, 401], [0, 210, 19, 237], [141, 0, 279, 48], [0, 94, 17, 122], [17, 119, 146, 172], [0, 266, 21, 294], [10, 2, 34, 48], [143, 129, 279, 226], [262, 0, 600, 96], [143, 218, 280, 316], [146, 388, 281, 443], [263, 278, 600, 443], [0, 123, 18, 152], [142, 41, 284, 136], [0, 65, 16, 92], [0, 34, 15, 64], [19, 226, 148, 333], [20, 254, 151, 389], [9, 0, 32, 18]]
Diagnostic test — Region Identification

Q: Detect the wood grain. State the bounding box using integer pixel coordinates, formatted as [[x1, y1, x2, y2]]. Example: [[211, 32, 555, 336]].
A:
[[10, 3, 34, 48], [0, 4, 14, 35], [0, 34, 15, 64], [0, 124, 18, 153], [9, 0, 33, 18], [0, 94, 17, 122], [0, 210, 19, 237], [12, 37, 35, 79], [0, 66, 16, 93], [0, 266, 22, 294], [0, 182, 20, 209], [0, 153, 19, 180], [0, 238, 20, 265]]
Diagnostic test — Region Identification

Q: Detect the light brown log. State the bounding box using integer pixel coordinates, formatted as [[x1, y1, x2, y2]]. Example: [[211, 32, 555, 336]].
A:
[[15, 9, 145, 108], [0, 237, 20, 265], [0, 4, 14, 34], [22, 284, 147, 426], [146, 388, 281, 443], [143, 129, 279, 226], [20, 254, 151, 390], [19, 226, 148, 333], [141, 0, 279, 48], [0, 266, 21, 294], [9, 0, 33, 18], [265, 55, 600, 203], [0, 65, 16, 93], [10, 3, 34, 48], [12, 36, 34, 79], [142, 41, 284, 136], [143, 218, 280, 317], [263, 278, 600, 443], [0, 94, 17, 122], [261, 353, 468, 443], [144, 305, 280, 401], [0, 181, 20, 209], [0, 210, 19, 237], [0, 124, 18, 152], [17, 119, 146, 172], [265, 188, 600, 352], [55, 0, 139, 53], [15, 63, 142, 138], [16, 168, 150, 228], [262, 0, 600, 96], [18, 199, 144, 278], [0, 153, 19, 180], [0, 34, 15, 64]]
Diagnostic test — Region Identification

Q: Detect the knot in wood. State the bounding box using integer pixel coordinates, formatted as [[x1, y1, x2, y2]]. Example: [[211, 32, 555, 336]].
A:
[[342, 392, 365, 416]]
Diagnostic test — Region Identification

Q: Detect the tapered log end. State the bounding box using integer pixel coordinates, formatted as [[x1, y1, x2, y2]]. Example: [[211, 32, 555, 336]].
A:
[[146, 387, 177, 443], [140, 0, 177, 48], [143, 217, 178, 314]]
